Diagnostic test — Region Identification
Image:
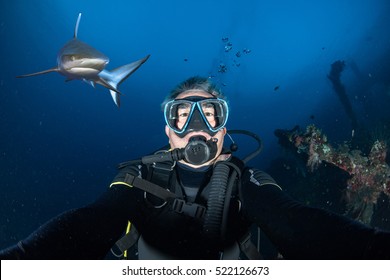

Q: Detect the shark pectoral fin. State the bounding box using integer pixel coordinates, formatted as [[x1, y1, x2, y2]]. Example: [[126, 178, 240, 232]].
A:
[[110, 90, 120, 108], [97, 54, 150, 107], [97, 76, 122, 107], [16, 67, 59, 78], [96, 77, 119, 93], [110, 54, 151, 87], [82, 79, 96, 88]]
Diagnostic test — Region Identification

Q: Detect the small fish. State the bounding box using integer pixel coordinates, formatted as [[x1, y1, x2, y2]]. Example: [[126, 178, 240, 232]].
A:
[[274, 85, 280, 91], [17, 13, 150, 107]]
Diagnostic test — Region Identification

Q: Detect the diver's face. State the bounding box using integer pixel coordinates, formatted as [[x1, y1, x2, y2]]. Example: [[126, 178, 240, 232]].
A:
[[165, 91, 227, 167]]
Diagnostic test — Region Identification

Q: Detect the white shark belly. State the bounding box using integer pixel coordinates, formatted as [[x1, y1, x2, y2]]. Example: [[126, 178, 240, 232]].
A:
[[64, 67, 101, 78]]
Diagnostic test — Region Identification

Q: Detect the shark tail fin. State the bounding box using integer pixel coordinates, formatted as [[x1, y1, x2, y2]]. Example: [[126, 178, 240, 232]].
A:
[[101, 54, 150, 107]]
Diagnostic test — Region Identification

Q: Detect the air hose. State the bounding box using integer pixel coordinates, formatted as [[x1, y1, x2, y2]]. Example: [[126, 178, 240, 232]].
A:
[[203, 163, 230, 239], [202, 129, 263, 241]]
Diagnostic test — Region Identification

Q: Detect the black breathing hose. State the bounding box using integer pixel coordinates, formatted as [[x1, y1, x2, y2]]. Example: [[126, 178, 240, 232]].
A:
[[203, 163, 230, 240], [203, 129, 263, 241], [227, 129, 263, 164]]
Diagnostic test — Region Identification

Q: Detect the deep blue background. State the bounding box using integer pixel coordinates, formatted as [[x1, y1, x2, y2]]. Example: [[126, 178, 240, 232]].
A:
[[1, 0, 390, 248]]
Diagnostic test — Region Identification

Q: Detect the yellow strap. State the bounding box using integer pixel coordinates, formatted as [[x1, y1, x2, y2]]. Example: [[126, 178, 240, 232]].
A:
[[109, 182, 134, 258], [123, 221, 132, 258], [109, 181, 133, 188]]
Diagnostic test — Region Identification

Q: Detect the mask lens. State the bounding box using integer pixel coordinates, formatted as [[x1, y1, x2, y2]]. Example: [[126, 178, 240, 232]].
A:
[[164, 100, 195, 133], [198, 99, 228, 131], [164, 98, 228, 135]]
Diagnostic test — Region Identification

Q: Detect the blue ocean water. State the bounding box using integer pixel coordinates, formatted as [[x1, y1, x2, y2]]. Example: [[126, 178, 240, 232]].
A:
[[1, 0, 390, 249]]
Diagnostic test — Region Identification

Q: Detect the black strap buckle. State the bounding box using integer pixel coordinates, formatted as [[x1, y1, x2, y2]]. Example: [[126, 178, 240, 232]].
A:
[[172, 199, 206, 219], [238, 232, 263, 260], [111, 226, 140, 258], [153, 161, 176, 171]]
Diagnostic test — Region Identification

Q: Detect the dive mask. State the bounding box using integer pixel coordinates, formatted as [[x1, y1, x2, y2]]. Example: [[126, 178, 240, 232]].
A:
[[164, 96, 229, 137]]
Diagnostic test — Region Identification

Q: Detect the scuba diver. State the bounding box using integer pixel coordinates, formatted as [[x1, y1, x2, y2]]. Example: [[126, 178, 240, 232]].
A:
[[1, 76, 390, 260]]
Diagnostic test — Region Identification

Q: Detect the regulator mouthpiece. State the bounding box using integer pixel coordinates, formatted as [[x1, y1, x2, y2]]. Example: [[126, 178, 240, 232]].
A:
[[141, 136, 218, 166], [184, 136, 218, 165]]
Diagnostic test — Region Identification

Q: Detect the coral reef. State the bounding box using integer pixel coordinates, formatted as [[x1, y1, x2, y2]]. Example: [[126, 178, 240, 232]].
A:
[[275, 125, 390, 224]]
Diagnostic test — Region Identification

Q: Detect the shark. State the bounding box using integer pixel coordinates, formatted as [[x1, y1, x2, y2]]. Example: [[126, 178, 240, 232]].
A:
[[16, 13, 150, 107]]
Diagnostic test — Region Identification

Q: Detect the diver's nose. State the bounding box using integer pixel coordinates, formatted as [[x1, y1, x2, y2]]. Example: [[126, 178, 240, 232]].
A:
[[187, 108, 205, 131]]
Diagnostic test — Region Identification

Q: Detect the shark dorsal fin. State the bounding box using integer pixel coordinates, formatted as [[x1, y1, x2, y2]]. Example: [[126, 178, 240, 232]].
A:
[[74, 13, 82, 38]]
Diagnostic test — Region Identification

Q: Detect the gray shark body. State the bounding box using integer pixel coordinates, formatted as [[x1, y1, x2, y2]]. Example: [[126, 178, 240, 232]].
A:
[[17, 13, 150, 107]]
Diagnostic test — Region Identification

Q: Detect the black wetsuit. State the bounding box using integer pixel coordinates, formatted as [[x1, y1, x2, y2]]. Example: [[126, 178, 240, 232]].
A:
[[1, 159, 390, 259]]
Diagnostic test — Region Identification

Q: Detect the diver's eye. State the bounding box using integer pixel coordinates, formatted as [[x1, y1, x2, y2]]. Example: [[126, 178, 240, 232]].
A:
[[179, 112, 189, 118]]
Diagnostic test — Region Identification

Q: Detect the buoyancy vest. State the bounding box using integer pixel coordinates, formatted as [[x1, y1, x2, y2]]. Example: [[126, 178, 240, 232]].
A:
[[110, 155, 264, 259]]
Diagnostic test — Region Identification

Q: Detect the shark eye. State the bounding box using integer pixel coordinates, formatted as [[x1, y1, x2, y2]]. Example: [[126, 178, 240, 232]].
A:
[[64, 55, 79, 61]]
